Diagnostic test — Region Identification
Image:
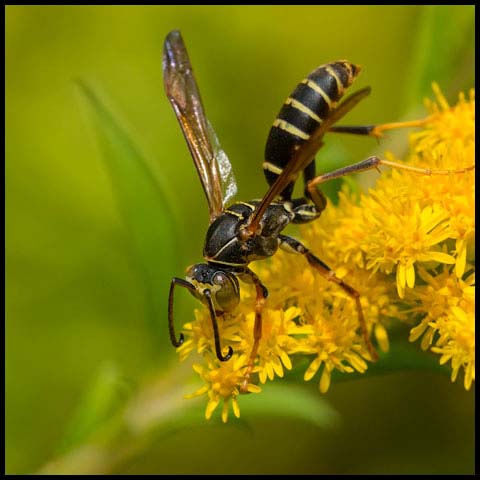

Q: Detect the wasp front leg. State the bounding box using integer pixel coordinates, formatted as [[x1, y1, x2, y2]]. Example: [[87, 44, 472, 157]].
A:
[[278, 234, 379, 361], [239, 268, 269, 393]]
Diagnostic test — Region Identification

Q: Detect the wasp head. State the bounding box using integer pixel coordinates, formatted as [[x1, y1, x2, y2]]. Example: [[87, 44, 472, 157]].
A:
[[186, 263, 240, 313]]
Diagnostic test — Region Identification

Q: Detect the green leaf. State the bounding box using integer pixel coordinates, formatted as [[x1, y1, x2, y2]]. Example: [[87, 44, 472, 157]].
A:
[[59, 362, 131, 453], [76, 81, 179, 341], [405, 5, 475, 109]]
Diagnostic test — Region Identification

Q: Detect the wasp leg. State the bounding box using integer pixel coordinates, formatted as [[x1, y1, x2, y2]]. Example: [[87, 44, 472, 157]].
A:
[[306, 156, 474, 196], [168, 277, 197, 347], [284, 158, 327, 225], [328, 125, 377, 136], [290, 197, 323, 224], [240, 268, 269, 393], [278, 234, 379, 361], [301, 158, 327, 221], [299, 119, 440, 220], [204, 289, 233, 362], [328, 117, 432, 138]]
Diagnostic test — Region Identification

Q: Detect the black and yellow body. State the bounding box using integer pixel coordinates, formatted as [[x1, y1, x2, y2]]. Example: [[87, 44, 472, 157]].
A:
[[164, 33, 379, 374], [165, 30, 448, 389], [263, 61, 360, 212]]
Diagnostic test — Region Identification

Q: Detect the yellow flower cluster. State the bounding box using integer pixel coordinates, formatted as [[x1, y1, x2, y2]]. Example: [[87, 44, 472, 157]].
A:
[[302, 84, 475, 390], [177, 85, 475, 421]]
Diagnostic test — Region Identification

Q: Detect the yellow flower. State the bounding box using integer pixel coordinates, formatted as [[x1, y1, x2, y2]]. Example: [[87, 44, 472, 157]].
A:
[[408, 266, 475, 390], [254, 306, 301, 384], [177, 84, 474, 420], [185, 354, 261, 423], [297, 296, 369, 393], [364, 192, 456, 299]]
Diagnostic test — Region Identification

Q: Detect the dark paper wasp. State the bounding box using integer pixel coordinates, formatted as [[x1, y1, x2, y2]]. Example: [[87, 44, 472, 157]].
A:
[[164, 30, 470, 391]]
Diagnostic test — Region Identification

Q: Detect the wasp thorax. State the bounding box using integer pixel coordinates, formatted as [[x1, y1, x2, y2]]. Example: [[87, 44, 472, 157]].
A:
[[186, 263, 240, 313]]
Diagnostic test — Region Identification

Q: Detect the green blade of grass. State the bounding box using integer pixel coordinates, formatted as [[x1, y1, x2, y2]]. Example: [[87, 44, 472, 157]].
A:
[[76, 81, 179, 345]]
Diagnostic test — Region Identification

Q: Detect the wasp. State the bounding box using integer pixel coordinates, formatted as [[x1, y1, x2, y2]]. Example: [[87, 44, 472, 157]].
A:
[[164, 30, 471, 391]]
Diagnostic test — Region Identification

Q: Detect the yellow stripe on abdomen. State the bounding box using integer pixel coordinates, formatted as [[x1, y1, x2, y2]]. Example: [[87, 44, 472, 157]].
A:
[[272, 118, 311, 140], [301, 78, 334, 108], [285, 97, 322, 123]]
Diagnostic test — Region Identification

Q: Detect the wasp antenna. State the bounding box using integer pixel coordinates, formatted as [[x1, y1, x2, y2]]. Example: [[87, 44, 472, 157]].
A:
[[204, 289, 234, 362], [168, 278, 195, 348], [169, 314, 185, 348], [220, 346, 234, 362]]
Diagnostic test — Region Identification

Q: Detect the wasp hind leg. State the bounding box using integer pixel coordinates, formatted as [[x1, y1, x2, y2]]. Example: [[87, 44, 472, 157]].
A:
[[306, 156, 474, 198], [328, 117, 432, 138], [278, 234, 379, 361], [320, 86, 431, 139]]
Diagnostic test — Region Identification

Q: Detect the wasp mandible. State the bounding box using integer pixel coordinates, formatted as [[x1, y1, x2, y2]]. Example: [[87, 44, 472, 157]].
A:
[[164, 30, 470, 391]]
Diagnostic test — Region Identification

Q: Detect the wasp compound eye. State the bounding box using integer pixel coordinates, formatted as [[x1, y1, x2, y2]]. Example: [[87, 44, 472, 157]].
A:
[[213, 272, 240, 312]]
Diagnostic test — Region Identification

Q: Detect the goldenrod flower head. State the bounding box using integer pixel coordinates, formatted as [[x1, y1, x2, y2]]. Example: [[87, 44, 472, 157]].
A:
[[177, 85, 474, 420], [185, 354, 261, 423], [408, 266, 475, 390]]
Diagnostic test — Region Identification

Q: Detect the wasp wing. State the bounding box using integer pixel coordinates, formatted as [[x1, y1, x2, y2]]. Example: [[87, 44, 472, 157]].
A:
[[163, 30, 236, 222], [207, 120, 237, 206], [246, 87, 371, 234]]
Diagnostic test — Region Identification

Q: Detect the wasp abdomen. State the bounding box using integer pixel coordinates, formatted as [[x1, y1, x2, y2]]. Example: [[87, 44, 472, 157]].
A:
[[263, 61, 360, 198]]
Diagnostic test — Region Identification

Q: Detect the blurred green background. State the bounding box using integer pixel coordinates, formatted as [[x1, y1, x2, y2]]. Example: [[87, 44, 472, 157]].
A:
[[6, 5, 474, 474]]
